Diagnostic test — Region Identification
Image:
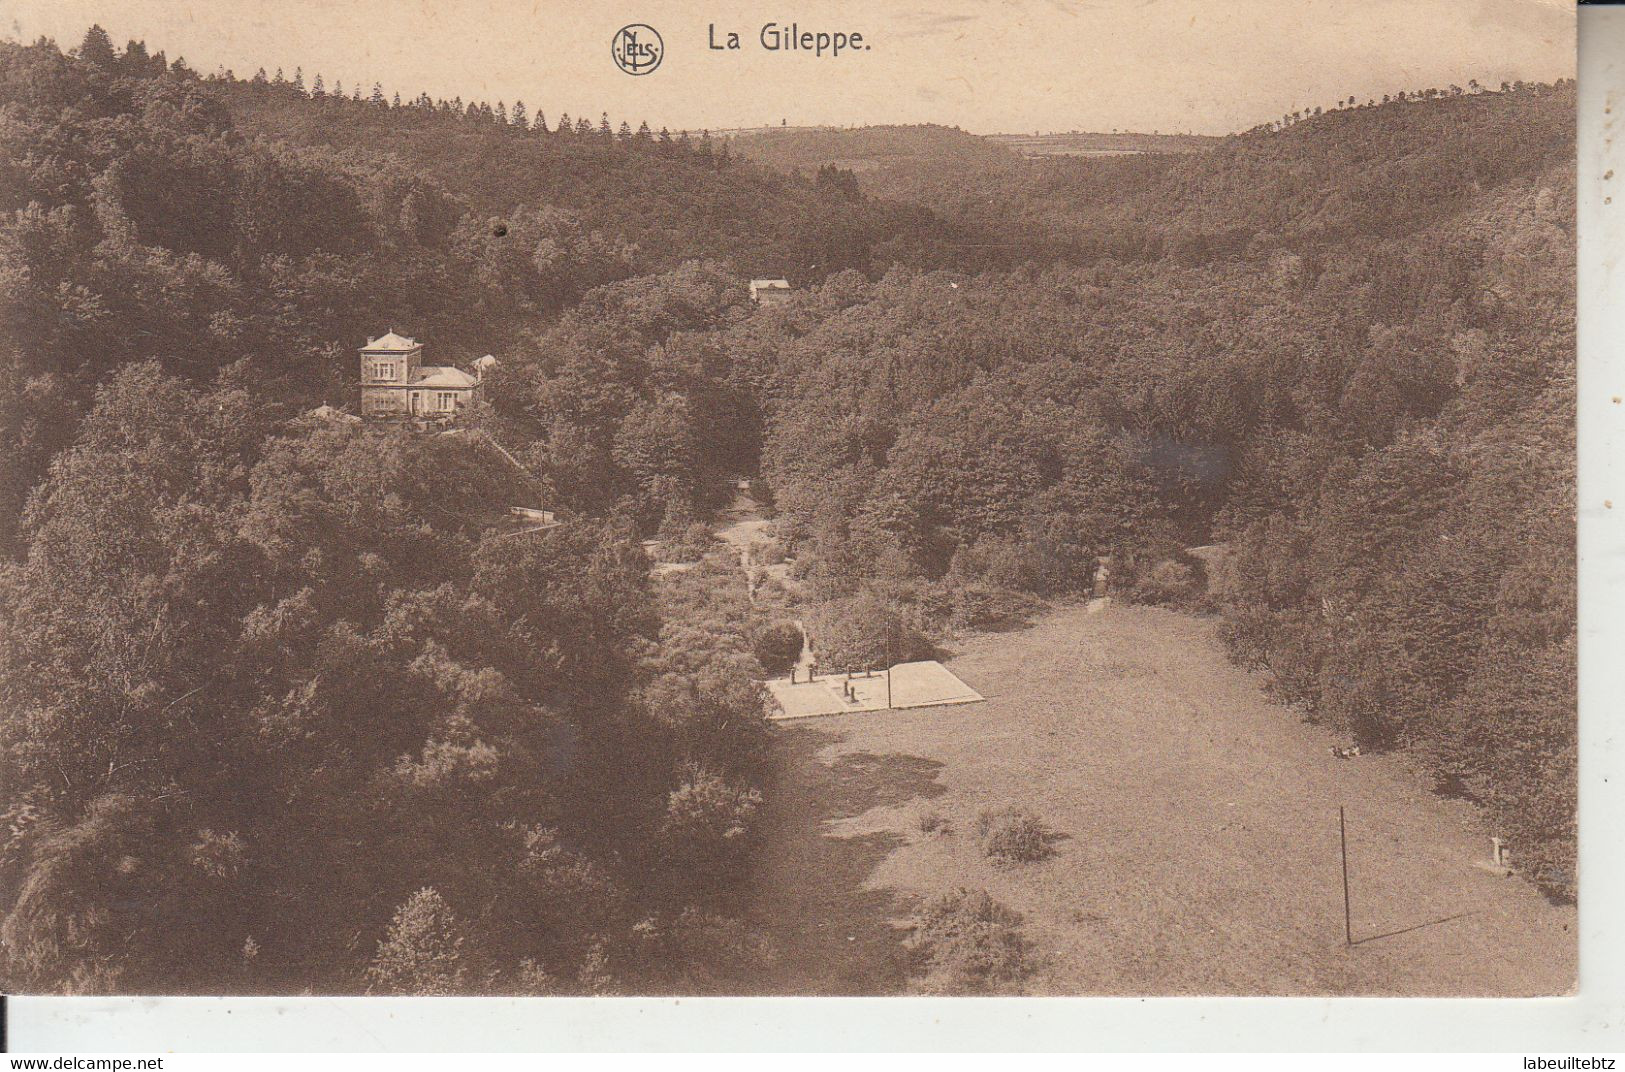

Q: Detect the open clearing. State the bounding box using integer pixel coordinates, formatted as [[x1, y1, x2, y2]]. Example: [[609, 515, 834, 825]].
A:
[[765, 662, 984, 719], [741, 600, 1576, 995]]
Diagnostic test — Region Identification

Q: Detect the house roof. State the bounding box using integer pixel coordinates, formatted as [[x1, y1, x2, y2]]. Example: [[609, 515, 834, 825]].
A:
[[362, 331, 420, 352], [750, 278, 791, 289], [412, 366, 479, 388]]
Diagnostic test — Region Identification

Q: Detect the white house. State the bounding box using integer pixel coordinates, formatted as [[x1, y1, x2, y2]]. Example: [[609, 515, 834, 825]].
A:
[[359, 332, 489, 420], [749, 278, 793, 305]]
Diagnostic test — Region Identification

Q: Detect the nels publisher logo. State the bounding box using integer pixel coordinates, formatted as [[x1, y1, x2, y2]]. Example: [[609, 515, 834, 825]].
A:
[[612, 24, 664, 75]]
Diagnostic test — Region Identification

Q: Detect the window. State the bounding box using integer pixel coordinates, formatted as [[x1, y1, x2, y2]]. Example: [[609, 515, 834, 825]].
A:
[[437, 391, 458, 412], [369, 361, 397, 381]]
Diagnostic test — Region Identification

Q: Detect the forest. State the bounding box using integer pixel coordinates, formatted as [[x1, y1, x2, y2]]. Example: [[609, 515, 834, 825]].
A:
[[0, 26, 1576, 994]]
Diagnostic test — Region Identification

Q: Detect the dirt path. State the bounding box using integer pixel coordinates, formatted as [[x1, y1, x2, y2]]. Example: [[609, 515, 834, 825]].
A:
[[715, 490, 769, 556], [742, 601, 1576, 995], [714, 490, 795, 597]]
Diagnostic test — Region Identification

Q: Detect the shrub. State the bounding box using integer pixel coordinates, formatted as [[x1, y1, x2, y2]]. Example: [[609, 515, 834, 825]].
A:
[[1126, 556, 1206, 608], [751, 573, 796, 610], [640, 907, 781, 992], [805, 590, 933, 674], [750, 535, 788, 566], [946, 534, 1056, 595], [908, 888, 1033, 994], [365, 887, 470, 995], [751, 620, 805, 674], [916, 808, 951, 835], [658, 765, 764, 892], [658, 521, 716, 562], [948, 584, 1041, 631], [975, 806, 1057, 865]]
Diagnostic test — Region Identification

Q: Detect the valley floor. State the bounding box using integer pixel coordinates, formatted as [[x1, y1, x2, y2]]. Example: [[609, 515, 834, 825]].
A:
[[740, 600, 1577, 995]]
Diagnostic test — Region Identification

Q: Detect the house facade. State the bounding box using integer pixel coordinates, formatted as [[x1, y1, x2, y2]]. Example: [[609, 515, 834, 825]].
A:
[[749, 278, 793, 305], [359, 332, 485, 419]]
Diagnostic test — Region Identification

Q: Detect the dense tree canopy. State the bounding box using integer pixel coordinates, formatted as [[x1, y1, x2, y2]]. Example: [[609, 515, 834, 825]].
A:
[[0, 28, 1578, 997]]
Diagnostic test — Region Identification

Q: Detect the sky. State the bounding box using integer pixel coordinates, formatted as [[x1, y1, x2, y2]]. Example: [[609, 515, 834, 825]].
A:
[[3, 0, 1576, 135]]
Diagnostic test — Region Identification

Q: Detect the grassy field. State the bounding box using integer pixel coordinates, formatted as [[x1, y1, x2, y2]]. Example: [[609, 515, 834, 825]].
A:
[[741, 600, 1576, 995]]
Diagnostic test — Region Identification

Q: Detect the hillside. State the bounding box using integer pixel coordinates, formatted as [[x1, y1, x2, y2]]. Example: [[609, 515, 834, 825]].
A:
[[0, 38, 1007, 554], [725, 123, 1022, 174], [214, 81, 990, 281], [0, 26, 1577, 997], [986, 131, 1220, 157], [736, 88, 1575, 264]]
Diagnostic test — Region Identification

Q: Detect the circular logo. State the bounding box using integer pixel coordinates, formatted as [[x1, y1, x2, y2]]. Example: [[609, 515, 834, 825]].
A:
[[612, 25, 664, 75]]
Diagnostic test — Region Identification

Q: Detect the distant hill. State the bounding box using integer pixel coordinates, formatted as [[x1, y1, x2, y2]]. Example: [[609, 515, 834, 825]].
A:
[[724, 123, 1019, 174], [728, 92, 1573, 264], [987, 131, 1220, 157], [214, 84, 987, 281]]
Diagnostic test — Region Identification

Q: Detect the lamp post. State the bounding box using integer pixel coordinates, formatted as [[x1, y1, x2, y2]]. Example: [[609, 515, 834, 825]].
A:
[[886, 618, 894, 710]]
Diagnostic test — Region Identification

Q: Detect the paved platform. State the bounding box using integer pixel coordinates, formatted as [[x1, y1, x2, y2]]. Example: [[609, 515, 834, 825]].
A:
[[764, 660, 984, 721]]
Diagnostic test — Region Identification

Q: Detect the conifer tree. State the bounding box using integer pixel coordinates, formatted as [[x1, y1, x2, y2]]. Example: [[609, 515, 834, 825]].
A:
[[598, 112, 613, 138], [77, 25, 116, 69], [511, 100, 528, 129], [311, 73, 325, 97], [292, 66, 305, 92], [121, 40, 150, 74], [370, 82, 386, 106]]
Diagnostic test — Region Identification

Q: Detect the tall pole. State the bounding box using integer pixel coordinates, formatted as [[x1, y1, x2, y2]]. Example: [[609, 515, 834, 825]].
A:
[[1339, 806, 1353, 946], [886, 619, 894, 709]]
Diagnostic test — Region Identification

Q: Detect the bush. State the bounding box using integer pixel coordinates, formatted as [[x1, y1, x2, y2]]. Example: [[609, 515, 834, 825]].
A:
[[948, 584, 1041, 632], [751, 573, 796, 610], [908, 888, 1033, 994], [749, 535, 788, 566], [805, 591, 934, 674], [751, 620, 805, 674], [945, 534, 1061, 595], [365, 887, 471, 995], [916, 808, 951, 835], [1126, 556, 1206, 608], [657, 765, 764, 892], [657, 521, 716, 563], [975, 806, 1057, 865], [635, 907, 780, 992]]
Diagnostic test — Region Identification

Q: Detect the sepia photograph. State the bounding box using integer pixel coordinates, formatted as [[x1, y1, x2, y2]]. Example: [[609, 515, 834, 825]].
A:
[[0, 0, 1581, 1005]]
